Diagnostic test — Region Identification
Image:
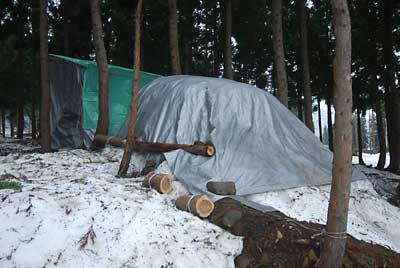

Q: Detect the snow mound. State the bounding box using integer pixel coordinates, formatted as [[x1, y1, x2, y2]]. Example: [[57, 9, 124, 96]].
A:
[[248, 172, 400, 253], [0, 148, 242, 268]]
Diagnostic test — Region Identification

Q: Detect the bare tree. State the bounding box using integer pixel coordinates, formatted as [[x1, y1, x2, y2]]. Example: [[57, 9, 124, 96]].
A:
[[223, 0, 233, 79], [168, 0, 181, 75], [318, 0, 352, 266], [89, 0, 110, 148], [39, 0, 51, 152], [117, 0, 144, 177], [297, 0, 314, 132], [271, 0, 288, 107]]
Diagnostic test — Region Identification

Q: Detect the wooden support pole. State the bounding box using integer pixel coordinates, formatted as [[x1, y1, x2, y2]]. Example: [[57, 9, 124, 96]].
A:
[[95, 134, 215, 157], [175, 194, 215, 218], [142, 172, 172, 194]]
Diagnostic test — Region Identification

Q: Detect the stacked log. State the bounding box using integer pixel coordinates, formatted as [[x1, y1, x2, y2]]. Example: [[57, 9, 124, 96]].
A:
[[142, 171, 172, 194], [175, 194, 215, 218]]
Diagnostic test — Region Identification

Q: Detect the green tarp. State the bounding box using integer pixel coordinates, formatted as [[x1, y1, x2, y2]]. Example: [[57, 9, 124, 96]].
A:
[[50, 54, 160, 133]]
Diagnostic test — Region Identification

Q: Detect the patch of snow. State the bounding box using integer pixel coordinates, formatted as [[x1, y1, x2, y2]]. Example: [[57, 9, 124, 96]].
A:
[[248, 173, 400, 253], [352, 153, 390, 168], [0, 147, 242, 268]]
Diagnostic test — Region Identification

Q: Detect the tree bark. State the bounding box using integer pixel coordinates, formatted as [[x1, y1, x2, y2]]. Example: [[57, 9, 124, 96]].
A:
[[117, 0, 143, 177], [223, 0, 233, 79], [271, 0, 288, 107], [356, 109, 366, 166], [317, 97, 323, 142], [382, 0, 400, 174], [39, 0, 51, 152], [297, 0, 314, 132], [318, 0, 352, 267], [89, 0, 110, 149], [168, 0, 182, 75]]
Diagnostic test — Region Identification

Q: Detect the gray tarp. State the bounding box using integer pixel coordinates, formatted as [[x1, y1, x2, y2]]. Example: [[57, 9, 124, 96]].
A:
[[117, 75, 364, 208], [49, 57, 85, 150]]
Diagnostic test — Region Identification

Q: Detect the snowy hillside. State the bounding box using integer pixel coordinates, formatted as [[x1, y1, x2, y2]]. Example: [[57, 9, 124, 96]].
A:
[[0, 147, 242, 268]]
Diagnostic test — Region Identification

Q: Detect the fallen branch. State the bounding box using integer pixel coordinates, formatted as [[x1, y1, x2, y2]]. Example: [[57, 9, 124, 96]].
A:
[[175, 194, 215, 218], [142, 172, 172, 194], [95, 134, 215, 157], [79, 224, 97, 250]]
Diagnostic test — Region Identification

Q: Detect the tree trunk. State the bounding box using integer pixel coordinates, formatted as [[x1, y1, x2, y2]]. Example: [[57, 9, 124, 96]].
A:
[[10, 113, 14, 138], [375, 100, 386, 170], [382, 0, 400, 174], [117, 0, 143, 177], [16, 97, 24, 139], [297, 88, 303, 121], [89, 0, 110, 149], [184, 43, 192, 75], [318, 0, 352, 267], [39, 0, 51, 152], [62, 0, 70, 56], [271, 0, 288, 107], [223, 0, 233, 79], [297, 0, 314, 132], [212, 2, 220, 77], [317, 97, 323, 142], [356, 109, 366, 166], [326, 96, 334, 151], [31, 1, 39, 139], [17, 2, 25, 140], [1, 108, 5, 137], [168, 0, 182, 75]]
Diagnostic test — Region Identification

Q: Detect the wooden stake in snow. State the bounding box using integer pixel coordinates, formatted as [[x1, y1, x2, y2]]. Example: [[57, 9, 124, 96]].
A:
[[175, 195, 215, 218], [142, 172, 172, 194], [117, 0, 143, 177]]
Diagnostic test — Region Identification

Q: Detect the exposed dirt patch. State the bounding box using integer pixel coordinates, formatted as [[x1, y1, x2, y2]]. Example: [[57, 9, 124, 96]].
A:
[[210, 198, 400, 268]]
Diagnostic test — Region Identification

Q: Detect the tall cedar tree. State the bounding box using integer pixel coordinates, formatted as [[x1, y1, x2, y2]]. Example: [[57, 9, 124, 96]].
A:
[[39, 0, 51, 152], [271, 0, 288, 107], [297, 0, 314, 132], [89, 0, 110, 148], [16, 1, 25, 139], [168, 0, 182, 74], [117, 0, 143, 177], [318, 0, 352, 266], [223, 0, 233, 79], [382, 0, 400, 174]]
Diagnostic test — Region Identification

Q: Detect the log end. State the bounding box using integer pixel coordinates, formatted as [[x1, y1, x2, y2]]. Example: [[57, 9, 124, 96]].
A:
[[196, 195, 215, 218], [206, 145, 215, 156]]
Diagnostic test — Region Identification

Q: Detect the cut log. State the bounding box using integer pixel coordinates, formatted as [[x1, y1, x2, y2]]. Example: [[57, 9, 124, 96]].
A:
[[207, 181, 236, 195], [94, 134, 215, 157], [175, 194, 215, 218], [142, 172, 172, 194]]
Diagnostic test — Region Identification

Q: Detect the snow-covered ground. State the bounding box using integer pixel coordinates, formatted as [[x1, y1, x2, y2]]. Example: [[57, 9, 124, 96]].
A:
[[352, 152, 390, 168], [1, 142, 399, 268], [248, 166, 400, 253], [0, 147, 242, 268]]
